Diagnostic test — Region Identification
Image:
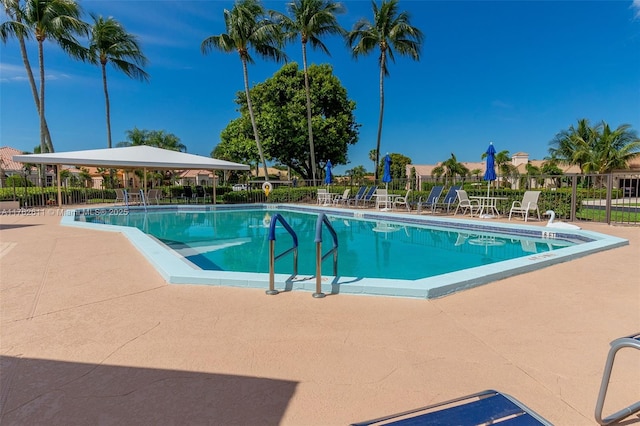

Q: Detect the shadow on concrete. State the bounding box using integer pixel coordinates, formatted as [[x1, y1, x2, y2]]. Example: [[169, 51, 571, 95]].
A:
[[0, 224, 39, 231], [0, 355, 297, 425]]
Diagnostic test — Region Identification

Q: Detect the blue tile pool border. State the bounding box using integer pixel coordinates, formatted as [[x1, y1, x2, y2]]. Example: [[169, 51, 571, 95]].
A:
[[61, 203, 629, 299]]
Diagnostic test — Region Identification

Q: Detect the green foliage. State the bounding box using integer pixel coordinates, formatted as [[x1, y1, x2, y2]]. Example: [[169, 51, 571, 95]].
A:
[[549, 119, 640, 173], [377, 153, 411, 181], [5, 175, 34, 187], [117, 128, 186, 152], [223, 62, 359, 180], [215, 119, 260, 165], [432, 153, 468, 185], [345, 165, 367, 185]]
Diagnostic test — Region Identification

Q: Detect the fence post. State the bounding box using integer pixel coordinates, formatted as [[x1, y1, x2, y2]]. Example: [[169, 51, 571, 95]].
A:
[[606, 173, 613, 225], [570, 175, 578, 222]]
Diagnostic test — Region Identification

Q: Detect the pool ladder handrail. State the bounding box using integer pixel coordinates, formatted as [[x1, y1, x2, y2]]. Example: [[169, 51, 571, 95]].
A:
[[139, 189, 147, 212], [266, 213, 298, 295], [313, 213, 338, 298], [123, 189, 147, 212]]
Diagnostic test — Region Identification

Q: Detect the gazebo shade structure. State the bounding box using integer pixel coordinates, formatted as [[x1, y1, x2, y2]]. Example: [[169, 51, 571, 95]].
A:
[[13, 145, 250, 206]]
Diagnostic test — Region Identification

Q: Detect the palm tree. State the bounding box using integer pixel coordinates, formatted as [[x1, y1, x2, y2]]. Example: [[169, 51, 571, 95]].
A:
[[1, 0, 54, 152], [118, 128, 187, 152], [432, 153, 468, 186], [280, 0, 345, 184], [548, 118, 598, 173], [347, 0, 423, 180], [201, 0, 286, 181], [586, 122, 640, 174], [87, 14, 149, 149], [368, 148, 377, 172], [549, 119, 640, 174], [20, 0, 88, 154]]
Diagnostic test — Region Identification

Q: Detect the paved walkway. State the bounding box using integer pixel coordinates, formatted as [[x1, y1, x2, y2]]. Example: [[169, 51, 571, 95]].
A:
[[1, 208, 639, 425]]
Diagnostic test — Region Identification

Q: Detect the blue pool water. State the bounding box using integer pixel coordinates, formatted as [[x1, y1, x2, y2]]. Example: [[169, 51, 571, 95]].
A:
[[83, 207, 578, 281], [67, 204, 627, 298]]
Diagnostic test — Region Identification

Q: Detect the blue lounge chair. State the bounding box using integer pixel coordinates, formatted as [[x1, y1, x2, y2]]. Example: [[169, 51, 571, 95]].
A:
[[351, 389, 552, 426], [437, 185, 461, 213], [348, 186, 368, 206], [360, 185, 378, 207], [416, 185, 443, 214], [356, 186, 378, 207]]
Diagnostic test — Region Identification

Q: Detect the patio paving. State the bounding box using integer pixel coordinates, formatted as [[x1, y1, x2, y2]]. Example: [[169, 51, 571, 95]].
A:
[[1, 208, 638, 425]]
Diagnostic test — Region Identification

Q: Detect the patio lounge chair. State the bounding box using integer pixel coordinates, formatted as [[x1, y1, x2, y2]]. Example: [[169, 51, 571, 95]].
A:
[[351, 389, 552, 426], [509, 190, 541, 222], [393, 189, 411, 211], [454, 189, 480, 216], [595, 332, 640, 425], [333, 188, 351, 206], [147, 188, 162, 205], [182, 185, 194, 203], [195, 185, 208, 203], [355, 186, 377, 208], [348, 186, 368, 206], [416, 185, 443, 214], [437, 185, 461, 214], [114, 188, 126, 205]]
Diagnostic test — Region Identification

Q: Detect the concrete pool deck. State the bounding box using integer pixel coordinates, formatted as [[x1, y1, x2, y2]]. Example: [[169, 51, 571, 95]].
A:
[[1, 208, 639, 425]]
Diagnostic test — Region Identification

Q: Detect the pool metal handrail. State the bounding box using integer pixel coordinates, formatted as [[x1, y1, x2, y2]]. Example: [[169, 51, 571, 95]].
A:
[[266, 213, 298, 295], [313, 213, 338, 298], [139, 189, 147, 213], [594, 332, 640, 425]]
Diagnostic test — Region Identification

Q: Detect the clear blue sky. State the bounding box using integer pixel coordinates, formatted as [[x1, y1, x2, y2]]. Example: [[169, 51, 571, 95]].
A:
[[2, 0, 639, 175]]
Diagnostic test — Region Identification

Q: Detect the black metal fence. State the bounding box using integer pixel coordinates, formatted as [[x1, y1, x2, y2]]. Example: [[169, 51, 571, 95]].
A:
[[1, 173, 638, 226]]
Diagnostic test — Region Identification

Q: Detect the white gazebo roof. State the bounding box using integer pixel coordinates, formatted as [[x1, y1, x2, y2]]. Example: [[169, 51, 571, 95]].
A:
[[13, 145, 249, 171]]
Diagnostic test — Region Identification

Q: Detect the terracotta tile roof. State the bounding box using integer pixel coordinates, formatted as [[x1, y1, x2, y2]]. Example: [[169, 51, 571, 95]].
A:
[[0, 146, 27, 171], [175, 169, 214, 178]]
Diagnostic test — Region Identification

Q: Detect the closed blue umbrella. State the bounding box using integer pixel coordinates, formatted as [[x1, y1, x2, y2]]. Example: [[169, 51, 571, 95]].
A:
[[325, 160, 332, 186], [382, 154, 392, 189], [483, 142, 496, 196]]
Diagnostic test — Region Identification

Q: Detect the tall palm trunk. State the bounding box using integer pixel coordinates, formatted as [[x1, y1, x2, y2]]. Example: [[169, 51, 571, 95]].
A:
[[374, 50, 386, 181], [242, 58, 269, 180], [16, 18, 54, 152], [101, 60, 112, 148], [302, 41, 317, 184], [37, 38, 47, 155]]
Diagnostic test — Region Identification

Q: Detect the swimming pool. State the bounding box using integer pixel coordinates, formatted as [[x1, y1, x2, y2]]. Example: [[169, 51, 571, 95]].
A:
[[63, 204, 628, 298]]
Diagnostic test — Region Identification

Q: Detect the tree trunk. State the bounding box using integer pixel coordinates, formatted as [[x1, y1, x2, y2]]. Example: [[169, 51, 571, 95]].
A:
[[375, 51, 386, 181], [242, 58, 269, 181], [37, 40, 46, 155], [302, 42, 317, 185], [102, 61, 112, 148], [18, 28, 54, 152]]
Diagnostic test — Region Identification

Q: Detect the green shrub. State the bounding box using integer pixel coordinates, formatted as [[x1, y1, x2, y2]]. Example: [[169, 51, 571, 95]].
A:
[[5, 175, 34, 187]]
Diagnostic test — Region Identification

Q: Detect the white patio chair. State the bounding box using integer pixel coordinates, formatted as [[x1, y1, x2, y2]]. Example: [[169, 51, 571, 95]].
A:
[[317, 188, 328, 205], [508, 191, 541, 222], [393, 189, 411, 211], [333, 188, 350, 206], [374, 188, 389, 209], [453, 190, 480, 216]]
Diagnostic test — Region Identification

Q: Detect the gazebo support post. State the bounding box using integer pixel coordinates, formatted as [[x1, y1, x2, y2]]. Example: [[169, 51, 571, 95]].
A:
[[56, 165, 62, 207]]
